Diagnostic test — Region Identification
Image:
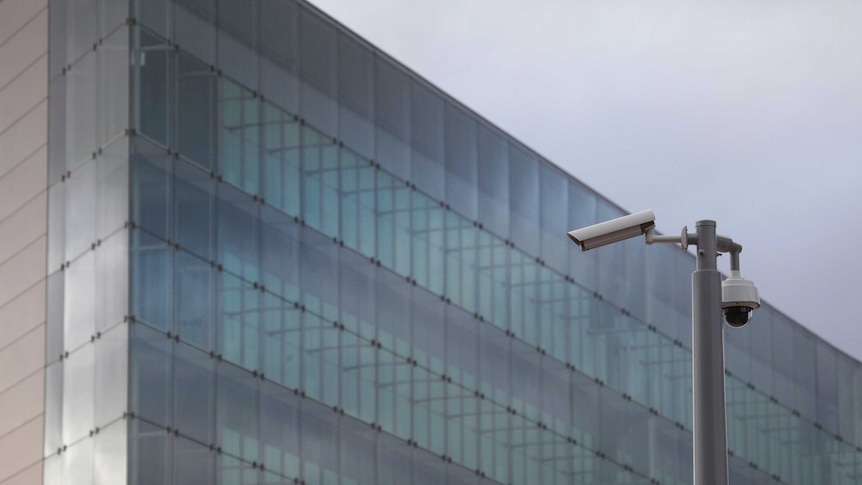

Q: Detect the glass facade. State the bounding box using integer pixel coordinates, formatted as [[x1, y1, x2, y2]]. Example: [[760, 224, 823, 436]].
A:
[[42, 0, 862, 484]]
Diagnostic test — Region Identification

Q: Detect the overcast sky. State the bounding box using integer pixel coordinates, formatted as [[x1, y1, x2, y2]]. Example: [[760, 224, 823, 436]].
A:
[[311, 0, 862, 361]]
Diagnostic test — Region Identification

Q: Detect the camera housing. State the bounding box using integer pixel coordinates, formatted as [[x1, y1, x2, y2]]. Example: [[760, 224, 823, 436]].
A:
[[567, 210, 656, 251], [721, 270, 760, 328]]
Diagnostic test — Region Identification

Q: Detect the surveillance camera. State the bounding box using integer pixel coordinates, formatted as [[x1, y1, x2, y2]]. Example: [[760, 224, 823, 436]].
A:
[[721, 270, 760, 328], [567, 210, 656, 251]]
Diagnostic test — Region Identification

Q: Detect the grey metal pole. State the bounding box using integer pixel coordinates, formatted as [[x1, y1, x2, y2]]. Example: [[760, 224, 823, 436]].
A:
[[692, 220, 728, 485]]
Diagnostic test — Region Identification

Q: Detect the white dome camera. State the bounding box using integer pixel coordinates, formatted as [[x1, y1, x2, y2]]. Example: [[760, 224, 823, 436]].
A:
[[721, 270, 760, 328]]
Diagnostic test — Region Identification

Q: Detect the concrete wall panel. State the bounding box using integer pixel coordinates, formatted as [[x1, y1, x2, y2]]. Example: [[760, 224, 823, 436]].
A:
[[0, 325, 45, 394], [0, 417, 43, 483], [0, 460, 42, 485], [0, 369, 44, 438], [0, 56, 48, 133], [0, 10, 48, 90], [0, 281, 45, 351], [0, 0, 46, 46], [0, 146, 47, 222], [0, 236, 46, 308], [0, 102, 47, 179], [0, 192, 47, 265]]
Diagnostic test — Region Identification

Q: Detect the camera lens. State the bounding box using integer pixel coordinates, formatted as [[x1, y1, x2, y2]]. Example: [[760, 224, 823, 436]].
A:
[[724, 307, 751, 328]]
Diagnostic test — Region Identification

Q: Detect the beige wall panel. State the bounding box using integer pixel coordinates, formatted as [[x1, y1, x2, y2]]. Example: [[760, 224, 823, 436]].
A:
[[0, 417, 43, 483], [0, 369, 44, 438], [0, 324, 45, 394], [0, 10, 48, 89], [0, 281, 45, 351], [0, 57, 47, 133], [0, 101, 47, 179], [0, 236, 46, 309], [0, 192, 47, 265], [0, 460, 42, 485], [0, 0, 46, 46], [0, 146, 47, 222]]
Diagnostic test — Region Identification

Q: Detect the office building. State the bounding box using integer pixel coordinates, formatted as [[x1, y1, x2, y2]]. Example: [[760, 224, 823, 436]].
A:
[[1, 0, 861, 483]]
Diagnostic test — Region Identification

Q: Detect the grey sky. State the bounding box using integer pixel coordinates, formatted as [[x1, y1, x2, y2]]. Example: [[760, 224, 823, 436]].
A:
[[311, 0, 862, 360]]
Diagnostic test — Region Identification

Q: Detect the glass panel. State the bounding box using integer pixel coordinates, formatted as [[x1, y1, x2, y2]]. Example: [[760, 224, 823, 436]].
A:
[[136, 0, 168, 38], [259, 0, 299, 113], [49, 0, 68, 79], [217, 0, 258, 89], [132, 136, 171, 237], [410, 82, 444, 200], [337, 33, 373, 158], [793, 327, 817, 420], [215, 180, 259, 279], [507, 144, 538, 254], [177, 50, 216, 168], [479, 321, 510, 409], [62, 342, 95, 444], [301, 127, 340, 238], [44, 452, 62, 485], [260, 380, 301, 479], [299, 226, 339, 321], [409, 191, 443, 295], [259, 204, 300, 298], [66, 158, 97, 261], [48, 176, 67, 270], [445, 212, 477, 313], [816, 341, 838, 432], [96, 229, 129, 332], [174, 0, 216, 65], [64, 249, 96, 350], [770, 314, 796, 408], [539, 164, 567, 271], [64, 1, 100, 78], [340, 417, 375, 485], [137, 30, 170, 146], [130, 323, 171, 425], [476, 125, 508, 238], [409, 290, 442, 385], [219, 79, 261, 195], [44, 361, 63, 456], [217, 453, 260, 484], [174, 341, 215, 444], [444, 103, 478, 220], [46, 270, 65, 362], [94, 322, 128, 427], [377, 432, 411, 485], [217, 361, 260, 463], [567, 179, 597, 289], [174, 435, 215, 484], [174, 157, 214, 260], [375, 59, 410, 181], [98, 26, 131, 147], [94, 420, 128, 485], [130, 419, 169, 485], [748, 307, 774, 394], [376, 267, 412, 360], [132, 237, 170, 332], [261, 107, 302, 216], [299, 6, 336, 134], [510, 339, 540, 421], [260, 291, 301, 391], [300, 399, 338, 485], [377, 170, 411, 277], [64, 433, 95, 484], [175, 248, 214, 348]]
